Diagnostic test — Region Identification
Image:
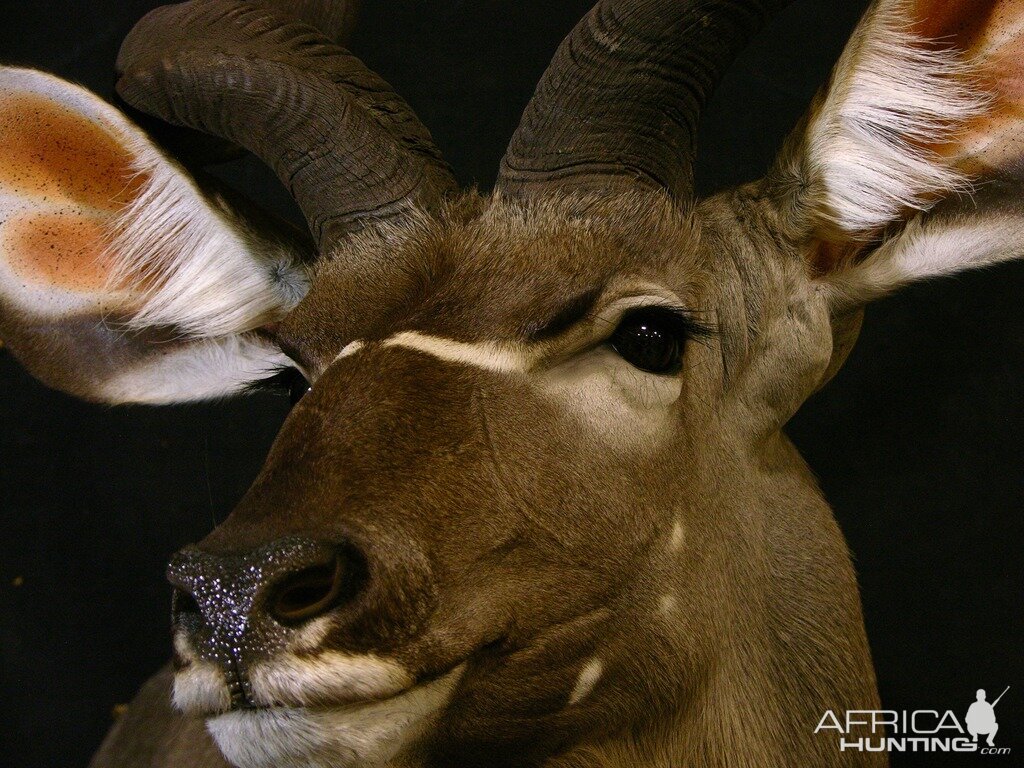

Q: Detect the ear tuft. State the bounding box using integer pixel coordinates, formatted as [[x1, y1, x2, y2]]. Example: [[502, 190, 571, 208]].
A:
[[0, 67, 309, 403], [105, 153, 305, 339], [770, 0, 1024, 310], [802, 3, 989, 239]]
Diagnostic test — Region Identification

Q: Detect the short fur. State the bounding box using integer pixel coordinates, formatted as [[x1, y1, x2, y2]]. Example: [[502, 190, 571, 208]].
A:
[[3, 1, 1023, 767]]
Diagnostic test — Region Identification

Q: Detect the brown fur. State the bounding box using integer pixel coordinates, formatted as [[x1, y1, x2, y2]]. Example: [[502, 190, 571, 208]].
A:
[[4, 1, 1023, 766], [93, 189, 883, 768]]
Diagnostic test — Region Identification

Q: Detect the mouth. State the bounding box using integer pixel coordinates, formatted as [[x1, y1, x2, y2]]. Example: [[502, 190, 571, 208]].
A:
[[237, 666, 456, 713], [172, 642, 465, 717], [203, 665, 466, 768], [236, 661, 463, 714]]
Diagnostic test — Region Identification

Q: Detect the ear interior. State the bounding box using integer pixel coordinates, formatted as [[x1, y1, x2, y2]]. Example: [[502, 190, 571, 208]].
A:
[[772, 0, 1024, 307], [0, 85, 146, 212], [0, 68, 306, 403], [911, 0, 1024, 177], [1, 77, 142, 312]]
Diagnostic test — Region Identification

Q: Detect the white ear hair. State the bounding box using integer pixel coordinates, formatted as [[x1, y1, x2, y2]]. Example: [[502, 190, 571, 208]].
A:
[[803, 5, 987, 239], [2, 68, 308, 336], [822, 211, 1019, 309], [777, 1, 1024, 310], [109, 171, 309, 338], [100, 335, 292, 404], [0, 67, 310, 403]]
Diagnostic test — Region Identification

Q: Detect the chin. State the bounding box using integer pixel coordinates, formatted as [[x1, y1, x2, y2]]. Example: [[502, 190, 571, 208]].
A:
[[205, 667, 463, 768]]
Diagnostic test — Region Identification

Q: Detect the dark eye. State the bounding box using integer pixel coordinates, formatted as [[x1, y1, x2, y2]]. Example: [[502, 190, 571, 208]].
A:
[[254, 366, 311, 405], [609, 307, 692, 375], [284, 368, 312, 405]]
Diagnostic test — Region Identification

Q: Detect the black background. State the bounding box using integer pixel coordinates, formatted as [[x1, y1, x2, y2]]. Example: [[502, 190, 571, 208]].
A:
[[0, 1, 1021, 766]]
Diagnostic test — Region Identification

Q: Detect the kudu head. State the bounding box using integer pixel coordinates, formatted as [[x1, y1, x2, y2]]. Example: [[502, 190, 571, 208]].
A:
[[2, 1, 1023, 766]]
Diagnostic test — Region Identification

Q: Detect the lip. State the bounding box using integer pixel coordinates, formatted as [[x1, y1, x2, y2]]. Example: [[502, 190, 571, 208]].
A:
[[206, 662, 468, 730], [194, 660, 468, 716], [173, 624, 493, 718], [205, 666, 467, 768]]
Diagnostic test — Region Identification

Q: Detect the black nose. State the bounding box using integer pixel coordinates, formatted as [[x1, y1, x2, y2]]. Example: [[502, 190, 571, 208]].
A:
[[168, 537, 364, 664]]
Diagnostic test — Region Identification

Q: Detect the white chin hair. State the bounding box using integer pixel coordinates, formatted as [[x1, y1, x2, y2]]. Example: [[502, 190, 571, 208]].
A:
[[206, 666, 463, 768]]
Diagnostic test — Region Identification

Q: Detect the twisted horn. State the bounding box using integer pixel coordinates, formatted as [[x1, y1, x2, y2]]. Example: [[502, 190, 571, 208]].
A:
[[498, 0, 790, 201], [255, 0, 361, 45], [119, 1, 362, 166], [116, 0, 456, 248]]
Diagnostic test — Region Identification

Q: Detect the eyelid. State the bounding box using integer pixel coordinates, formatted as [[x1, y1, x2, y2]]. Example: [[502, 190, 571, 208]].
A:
[[614, 305, 716, 343], [590, 293, 713, 340], [534, 293, 707, 370]]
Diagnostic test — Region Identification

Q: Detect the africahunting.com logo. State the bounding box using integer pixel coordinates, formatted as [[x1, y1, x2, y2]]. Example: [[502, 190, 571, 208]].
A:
[[815, 687, 1011, 755]]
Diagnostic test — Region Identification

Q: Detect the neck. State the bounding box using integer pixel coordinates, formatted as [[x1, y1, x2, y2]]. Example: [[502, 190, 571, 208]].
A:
[[544, 441, 882, 768], [546, 603, 881, 768]]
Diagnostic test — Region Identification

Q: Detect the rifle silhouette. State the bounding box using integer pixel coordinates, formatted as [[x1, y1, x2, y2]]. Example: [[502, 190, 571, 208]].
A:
[[992, 686, 1010, 708]]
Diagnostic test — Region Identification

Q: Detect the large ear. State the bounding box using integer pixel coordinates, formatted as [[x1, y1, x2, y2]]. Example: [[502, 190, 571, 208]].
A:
[[770, 0, 1024, 308], [0, 67, 310, 403]]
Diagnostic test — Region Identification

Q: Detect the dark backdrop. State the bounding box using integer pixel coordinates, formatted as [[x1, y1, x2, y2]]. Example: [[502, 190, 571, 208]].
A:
[[0, 2, 1020, 767]]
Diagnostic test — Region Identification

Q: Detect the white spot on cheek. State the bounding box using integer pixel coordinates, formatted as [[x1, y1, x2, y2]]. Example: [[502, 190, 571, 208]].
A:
[[668, 520, 685, 553], [658, 593, 678, 616], [568, 657, 603, 706]]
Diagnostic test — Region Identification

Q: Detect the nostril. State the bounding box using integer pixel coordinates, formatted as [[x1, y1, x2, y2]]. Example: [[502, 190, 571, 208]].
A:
[[269, 554, 351, 625], [172, 587, 201, 623], [165, 539, 367, 641]]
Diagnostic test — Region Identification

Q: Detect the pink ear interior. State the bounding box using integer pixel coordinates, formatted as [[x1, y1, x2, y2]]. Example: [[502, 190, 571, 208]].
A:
[[910, 0, 1000, 47], [0, 93, 150, 292], [5, 210, 113, 291], [910, 0, 1024, 175], [0, 93, 147, 208]]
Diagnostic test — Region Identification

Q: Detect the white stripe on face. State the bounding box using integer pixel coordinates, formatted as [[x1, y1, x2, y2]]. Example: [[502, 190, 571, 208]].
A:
[[332, 332, 531, 374], [336, 339, 365, 359], [360, 331, 532, 373], [332, 330, 683, 443]]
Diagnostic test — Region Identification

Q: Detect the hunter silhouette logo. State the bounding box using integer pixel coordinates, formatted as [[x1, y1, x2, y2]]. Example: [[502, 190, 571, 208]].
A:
[[966, 687, 1009, 748], [815, 687, 1011, 755]]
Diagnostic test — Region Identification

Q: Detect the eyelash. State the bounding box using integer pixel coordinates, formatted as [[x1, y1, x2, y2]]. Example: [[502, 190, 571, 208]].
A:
[[248, 307, 714, 394], [604, 305, 716, 347], [249, 366, 311, 400]]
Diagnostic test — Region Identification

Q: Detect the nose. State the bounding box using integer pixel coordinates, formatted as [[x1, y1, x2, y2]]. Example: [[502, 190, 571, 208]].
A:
[[266, 552, 350, 624], [168, 537, 365, 666]]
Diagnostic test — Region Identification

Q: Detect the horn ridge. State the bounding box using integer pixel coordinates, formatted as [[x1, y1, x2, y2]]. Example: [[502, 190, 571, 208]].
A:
[[116, 0, 455, 248], [254, 0, 361, 45], [498, 0, 791, 201]]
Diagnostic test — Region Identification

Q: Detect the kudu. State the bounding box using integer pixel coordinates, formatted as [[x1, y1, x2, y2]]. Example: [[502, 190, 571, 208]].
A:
[[1, 0, 1021, 766]]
